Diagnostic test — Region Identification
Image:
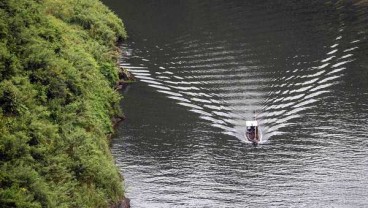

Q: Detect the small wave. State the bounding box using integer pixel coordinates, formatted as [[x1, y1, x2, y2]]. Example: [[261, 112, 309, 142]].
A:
[[318, 75, 341, 84], [169, 85, 200, 91], [189, 109, 213, 117], [140, 79, 163, 85], [338, 54, 353, 60], [203, 104, 231, 111], [293, 98, 318, 108], [180, 91, 213, 98], [200, 115, 226, 124], [167, 96, 191, 103], [301, 78, 319, 86], [147, 84, 171, 90], [321, 56, 336, 63], [330, 43, 339, 48], [317, 63, 330, 69], [310, 83, 333, 92], [128, 70, 150, 74], [191, 97, 212, 104], [331, 59, 354, 68], [157, 90, 183, 97], [133, 72, 151, 77], [303, 90, 330, 100], [212, 111, 232, 118], [173, 75, 184, 80], [343, 47, 359, 52], [177, 102, 203, 110], [122, 66, 148, 69], [157, 76, 171, 79], [327, 49, 338, 55]]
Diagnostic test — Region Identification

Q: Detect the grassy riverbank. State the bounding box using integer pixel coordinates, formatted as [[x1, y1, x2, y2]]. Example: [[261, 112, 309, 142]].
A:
[[0, 0, 127, 207]]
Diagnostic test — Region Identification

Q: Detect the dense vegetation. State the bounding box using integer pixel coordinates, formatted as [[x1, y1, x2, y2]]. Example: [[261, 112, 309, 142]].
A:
[[0, 0, 127, 207]]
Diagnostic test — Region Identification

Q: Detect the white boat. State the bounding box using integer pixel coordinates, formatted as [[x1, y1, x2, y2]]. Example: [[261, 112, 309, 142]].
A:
[[245, 120, 262, 146]]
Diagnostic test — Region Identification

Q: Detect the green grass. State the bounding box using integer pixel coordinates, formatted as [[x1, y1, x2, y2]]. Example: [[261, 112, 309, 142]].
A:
[[0, 0, 127, 207]]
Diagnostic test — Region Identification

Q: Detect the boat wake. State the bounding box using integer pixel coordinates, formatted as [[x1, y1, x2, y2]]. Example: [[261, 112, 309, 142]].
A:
[[120, 23, 361, 144]]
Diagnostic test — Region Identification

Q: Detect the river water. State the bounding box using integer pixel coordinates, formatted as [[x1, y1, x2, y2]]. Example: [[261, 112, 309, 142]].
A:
[[102, 0, 368, 207]]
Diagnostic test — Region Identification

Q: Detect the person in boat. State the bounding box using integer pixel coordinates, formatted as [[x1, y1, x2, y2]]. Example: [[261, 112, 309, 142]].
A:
[[247, 126, 256, 141], [246, 125, 259, 145]]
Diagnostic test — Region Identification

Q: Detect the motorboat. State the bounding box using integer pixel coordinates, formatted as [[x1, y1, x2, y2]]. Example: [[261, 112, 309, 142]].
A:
[[245, 120, 262, 146]]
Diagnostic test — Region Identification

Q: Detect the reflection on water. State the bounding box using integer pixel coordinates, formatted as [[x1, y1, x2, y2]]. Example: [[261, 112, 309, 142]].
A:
[[103, 0, 368, 207]]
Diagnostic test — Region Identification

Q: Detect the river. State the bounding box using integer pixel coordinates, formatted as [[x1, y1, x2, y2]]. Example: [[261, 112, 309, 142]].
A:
[[102, 0, 368, 207]]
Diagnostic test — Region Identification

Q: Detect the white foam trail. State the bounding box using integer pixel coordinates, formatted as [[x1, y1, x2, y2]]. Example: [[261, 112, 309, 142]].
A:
[[162, 71, 174, 75], [284, 106, 312, 116], [157, 90, 182, 97], [330, 43, 339, 48], [164, 80, 180, 85], [221, 91, 264, 98], [148, 84, 171, 90], [302, 78, 319, 86], [285, 75, 296, 81], [140, 80, 163, 85], [305, 70, 325, 78], [213, 111, 232, 118], [303, 90, 329, 100], [210, 99, 221, 104], [135, 76, 155, 80], [338, 54, 353, 60], [331, 60, 353, 68], [189, 109, 212, 117], [191, 97, 212, 104], [343, 47, 358, 52], [327, 49, 338, 55], [282, 93, 305, 102], [157, 76, 171, 79], [128, 69, 150, 73], [122, 66, 148, 69], [318, 75, 341, 84], [178, 102, 203, 110], [293, 98, 318, 108], [163, 80, 200, 85], [173, 75, 184, 80], [167, 96, 191, 103], [350, 40, 360, 43], [292, 85, 313, 93], [134, 72, 151, 76], [278, 101, 296, 109], [310, 83, 333, 92], [169, 86, 200, 91], [181, 91, 213, 98], [267, 110, 287, 117], [317, 63, 330, 69], [277, 114, 301, 123], [321, 56, 335, 63], [203, 104, 231, 111], [326, 67, 345, 75]]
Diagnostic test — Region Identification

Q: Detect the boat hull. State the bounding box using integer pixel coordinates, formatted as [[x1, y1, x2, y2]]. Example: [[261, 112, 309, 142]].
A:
[[245, 127, 262, 145]]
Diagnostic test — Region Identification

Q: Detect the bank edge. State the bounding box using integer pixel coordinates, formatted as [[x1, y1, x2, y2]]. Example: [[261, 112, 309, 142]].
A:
[[0, 0, 130, 207]]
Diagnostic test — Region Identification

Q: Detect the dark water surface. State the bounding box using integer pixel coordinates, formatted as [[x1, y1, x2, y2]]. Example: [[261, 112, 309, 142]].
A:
[[103, 0, 368, 207]]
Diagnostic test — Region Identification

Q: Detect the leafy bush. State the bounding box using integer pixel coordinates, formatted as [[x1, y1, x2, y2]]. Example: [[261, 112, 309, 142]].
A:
[[0, 0, 127, 207]]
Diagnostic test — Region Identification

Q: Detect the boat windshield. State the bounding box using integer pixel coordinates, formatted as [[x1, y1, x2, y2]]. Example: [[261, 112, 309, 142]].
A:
[[247, 126, 256, 131]]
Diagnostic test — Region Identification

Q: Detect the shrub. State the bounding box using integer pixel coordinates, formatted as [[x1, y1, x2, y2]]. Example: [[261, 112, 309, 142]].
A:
[[0, 0, 127, 206]]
